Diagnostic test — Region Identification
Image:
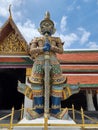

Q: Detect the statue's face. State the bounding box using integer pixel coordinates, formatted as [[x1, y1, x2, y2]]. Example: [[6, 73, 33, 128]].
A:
[[40, 21, 54, 35]]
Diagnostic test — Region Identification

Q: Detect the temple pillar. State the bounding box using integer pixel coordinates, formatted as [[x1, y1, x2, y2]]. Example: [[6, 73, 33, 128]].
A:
[[24, 68, 32, 116], [86, 90, 95, 111]]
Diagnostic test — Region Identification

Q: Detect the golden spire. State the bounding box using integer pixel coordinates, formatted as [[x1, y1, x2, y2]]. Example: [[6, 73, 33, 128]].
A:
[[9, 4, 12, 19], [44, 11, 50, 19]]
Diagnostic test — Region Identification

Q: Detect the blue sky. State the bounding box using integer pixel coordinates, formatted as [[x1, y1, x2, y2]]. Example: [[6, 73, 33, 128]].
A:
[[0, 0, 98, 50]]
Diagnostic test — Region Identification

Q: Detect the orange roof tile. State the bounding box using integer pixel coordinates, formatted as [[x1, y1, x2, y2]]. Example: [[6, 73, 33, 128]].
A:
[[0, 57, 33, 68], [61, 65, 98, 70], [57, 51, 98, 63], [0, 57, 25, 62], [64, 75, 98, 84], [61, 65, 98, 72]]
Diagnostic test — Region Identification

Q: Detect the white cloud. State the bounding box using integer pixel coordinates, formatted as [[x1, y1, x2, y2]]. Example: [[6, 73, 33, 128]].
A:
[[87, 42, 98, 49], [78, 27, 91, 44], [0, 6, 9, 18], [62, 33, 78, 49], [54, 26, 92, 49], [60, 16, 67, 32], [17, 19, 40, 43], [55, 32, 78, 49], [0, 0, 23, 18]]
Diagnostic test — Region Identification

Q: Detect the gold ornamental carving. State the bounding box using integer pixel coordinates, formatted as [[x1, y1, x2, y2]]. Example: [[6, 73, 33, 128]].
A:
[[0, 32, 28, 55], [26, 68, 32, 76]]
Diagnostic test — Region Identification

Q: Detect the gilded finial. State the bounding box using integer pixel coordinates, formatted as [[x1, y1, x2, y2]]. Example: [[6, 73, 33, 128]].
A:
[[9, 4, 12, 19], [38, 11, 56, 35], [44, 11, 50, 19]]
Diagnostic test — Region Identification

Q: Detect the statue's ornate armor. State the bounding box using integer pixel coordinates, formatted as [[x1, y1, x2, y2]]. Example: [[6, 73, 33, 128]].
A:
[[29, 36, 66, 85], [26, 36, 67, 119]]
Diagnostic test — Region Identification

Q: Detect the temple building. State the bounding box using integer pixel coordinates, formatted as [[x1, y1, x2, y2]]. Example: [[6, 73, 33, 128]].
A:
[[0, 15, 98, 112]]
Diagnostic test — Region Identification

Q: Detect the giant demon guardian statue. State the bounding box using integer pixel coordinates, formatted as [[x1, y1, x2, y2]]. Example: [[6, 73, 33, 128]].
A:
[[18, 12, 80, 120]]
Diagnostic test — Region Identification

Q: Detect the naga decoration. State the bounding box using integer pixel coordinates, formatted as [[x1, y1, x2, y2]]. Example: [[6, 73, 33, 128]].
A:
[[18, 12, 80, 120]]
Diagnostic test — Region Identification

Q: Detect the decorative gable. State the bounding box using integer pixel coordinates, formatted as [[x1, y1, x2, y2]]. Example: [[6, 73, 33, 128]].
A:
[[0, 18, 29, 55]]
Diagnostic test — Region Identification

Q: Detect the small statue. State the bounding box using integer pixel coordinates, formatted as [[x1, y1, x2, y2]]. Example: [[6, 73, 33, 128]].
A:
[[18, 12, 80, 120]]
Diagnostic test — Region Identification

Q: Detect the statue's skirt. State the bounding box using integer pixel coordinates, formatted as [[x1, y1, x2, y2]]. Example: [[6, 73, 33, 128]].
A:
[[29, 55, 66, 85]]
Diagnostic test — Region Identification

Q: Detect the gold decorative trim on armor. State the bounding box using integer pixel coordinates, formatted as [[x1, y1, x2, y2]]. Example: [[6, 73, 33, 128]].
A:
[[52, 75, 66, 85], [62, 86, 72, 100], [51, 105, 61, 109], [29, 76, 43, 84], [31, 73, 44, 79], [26, 68, 32, 76], [62, 90, 67, 100], [24, 86, 43, 99], [66, 86, 72, 96], [24, 86, 33, 99], [57, 108, 68, 119], [52, 89, 62, 92], [26, 108, 43, 119], [32, 89, 43, 97], [51, 108, 68, 119], [34, 105, 44, 109], [51, 89, 62, 97]]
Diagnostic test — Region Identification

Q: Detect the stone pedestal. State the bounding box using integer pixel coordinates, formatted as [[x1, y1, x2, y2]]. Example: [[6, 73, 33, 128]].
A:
[[13, 116, 81, 130]]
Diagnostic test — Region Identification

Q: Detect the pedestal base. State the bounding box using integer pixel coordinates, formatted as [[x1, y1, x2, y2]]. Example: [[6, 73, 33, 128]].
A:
[[13, 116, 81, 130]]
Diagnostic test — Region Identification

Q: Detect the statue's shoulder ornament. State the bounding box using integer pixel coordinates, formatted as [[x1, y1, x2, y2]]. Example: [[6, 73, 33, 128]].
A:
[[31, 37, 45, 45], [50, 37, 63, 45]]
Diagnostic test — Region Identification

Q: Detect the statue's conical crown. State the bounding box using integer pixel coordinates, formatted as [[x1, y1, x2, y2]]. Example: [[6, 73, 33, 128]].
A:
[[39, 11, 56, 35]]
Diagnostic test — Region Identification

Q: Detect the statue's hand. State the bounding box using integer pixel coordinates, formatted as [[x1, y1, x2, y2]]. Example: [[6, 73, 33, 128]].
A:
[[43, 42, 51, 52]]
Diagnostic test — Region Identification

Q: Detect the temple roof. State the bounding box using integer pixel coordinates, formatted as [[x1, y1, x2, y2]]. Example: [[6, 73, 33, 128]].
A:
[[0, 17, 29, 55], [63, 75, 98, 89], [0, 57, 33, 68], [0, 17, 26, 43], [57, 50, 98, 64], [61, 65, 98, 73], [58, 50, 98, 88], [65, 75, 98, 84]]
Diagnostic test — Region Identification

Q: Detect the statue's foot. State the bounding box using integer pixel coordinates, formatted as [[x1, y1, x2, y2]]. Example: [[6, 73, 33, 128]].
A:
[[51, 108, 68, 119], [26, 108, 43, 120]]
